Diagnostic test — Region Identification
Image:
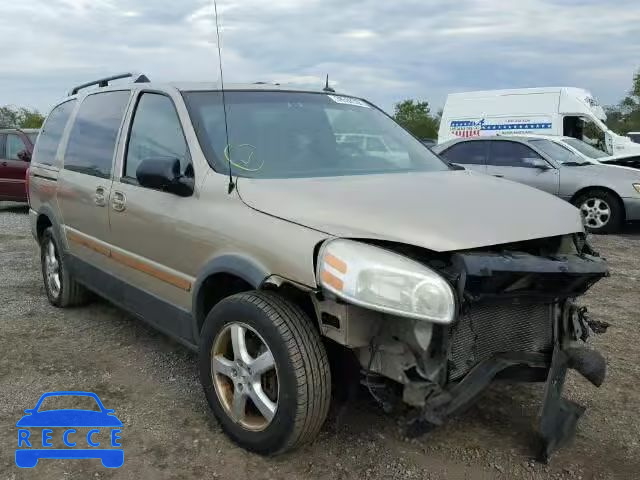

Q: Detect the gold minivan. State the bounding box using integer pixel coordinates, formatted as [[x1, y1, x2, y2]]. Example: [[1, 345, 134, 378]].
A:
[[29, 73, 609, 461]]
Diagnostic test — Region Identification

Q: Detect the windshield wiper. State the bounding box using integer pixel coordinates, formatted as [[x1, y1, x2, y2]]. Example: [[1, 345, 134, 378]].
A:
[[562, 161, 592, 167]]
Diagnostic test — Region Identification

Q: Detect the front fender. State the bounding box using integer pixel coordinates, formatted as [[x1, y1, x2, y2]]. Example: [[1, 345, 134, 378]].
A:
[[191, 254, 270, 341]]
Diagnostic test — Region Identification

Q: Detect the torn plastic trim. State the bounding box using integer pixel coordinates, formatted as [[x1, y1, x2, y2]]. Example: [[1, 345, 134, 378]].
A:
[[451, 251, 609, 302], [406, 346, 606, 462]]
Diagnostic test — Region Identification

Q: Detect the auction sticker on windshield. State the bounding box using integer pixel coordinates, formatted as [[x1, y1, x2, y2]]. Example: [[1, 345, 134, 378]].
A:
[[327, 95, 370, 108], [15, 391, 123, 468]]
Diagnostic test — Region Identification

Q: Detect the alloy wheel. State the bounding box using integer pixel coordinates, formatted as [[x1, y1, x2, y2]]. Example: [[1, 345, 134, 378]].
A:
[[44, 239, 61, 298], [211, 322, 279, 431], [580, 197, 611, 229]]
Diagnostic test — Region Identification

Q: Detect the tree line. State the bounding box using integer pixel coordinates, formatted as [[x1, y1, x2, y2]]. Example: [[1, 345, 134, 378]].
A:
[[0, 106, 45, 129]]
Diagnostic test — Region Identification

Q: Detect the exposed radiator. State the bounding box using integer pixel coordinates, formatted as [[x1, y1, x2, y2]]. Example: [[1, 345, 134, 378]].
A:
[[448, 302, 554, 381]]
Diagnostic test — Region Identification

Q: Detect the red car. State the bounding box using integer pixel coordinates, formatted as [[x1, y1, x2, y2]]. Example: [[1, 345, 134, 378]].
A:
[[0, 128, 38, 202]]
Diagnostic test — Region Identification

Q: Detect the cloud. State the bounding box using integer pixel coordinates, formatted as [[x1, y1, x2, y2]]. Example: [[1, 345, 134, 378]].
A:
[[1, 0, 639, 116]]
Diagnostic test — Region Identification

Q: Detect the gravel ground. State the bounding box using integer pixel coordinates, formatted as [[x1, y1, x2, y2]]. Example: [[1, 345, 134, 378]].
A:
[[0, 201, 638, 480]]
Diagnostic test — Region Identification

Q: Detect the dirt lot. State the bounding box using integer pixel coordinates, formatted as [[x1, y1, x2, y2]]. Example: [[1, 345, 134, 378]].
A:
[[0, 202, 638, 480]]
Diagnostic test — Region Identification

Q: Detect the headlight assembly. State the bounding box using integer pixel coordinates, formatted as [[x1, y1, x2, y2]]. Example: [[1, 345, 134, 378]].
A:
[[317, 239, 456, 324]]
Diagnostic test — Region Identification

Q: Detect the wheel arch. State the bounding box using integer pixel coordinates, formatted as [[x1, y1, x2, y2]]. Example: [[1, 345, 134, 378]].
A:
[[35, 206, 66, 248], [191, 255, 321, 343], [192, 255, 271, 340]]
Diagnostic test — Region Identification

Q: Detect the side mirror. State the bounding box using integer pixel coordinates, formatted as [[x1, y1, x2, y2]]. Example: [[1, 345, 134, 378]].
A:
[[136, 157, 194, 197], [17, 150, 31, 162], [524, 158, 551, 170]]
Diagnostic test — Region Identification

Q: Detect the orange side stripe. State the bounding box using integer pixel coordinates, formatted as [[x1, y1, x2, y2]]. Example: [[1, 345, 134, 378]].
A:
[[324, 253, 347, 274], [66, 231, 110, 256], [110, 251, 192, 292], [67, 230, 192, 291], [321, 270, 344, 291]]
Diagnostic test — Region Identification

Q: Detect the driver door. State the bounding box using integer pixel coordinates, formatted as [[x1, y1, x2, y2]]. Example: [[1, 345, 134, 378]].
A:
[[107, 91, 200, 316]]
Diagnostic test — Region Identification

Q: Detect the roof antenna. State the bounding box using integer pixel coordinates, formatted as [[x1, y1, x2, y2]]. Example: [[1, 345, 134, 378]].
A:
[[323, 74, 335, 93], [213, 0, 234, 194]]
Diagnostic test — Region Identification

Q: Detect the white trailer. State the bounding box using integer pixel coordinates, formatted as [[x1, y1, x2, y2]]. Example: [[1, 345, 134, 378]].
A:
[[438, 87, 640, 155]]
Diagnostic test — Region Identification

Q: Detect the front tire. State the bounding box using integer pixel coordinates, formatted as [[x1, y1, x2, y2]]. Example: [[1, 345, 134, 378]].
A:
[[199, 291, 331, 455], [573, 190, 623, 234], [40, 227, 89, 307]]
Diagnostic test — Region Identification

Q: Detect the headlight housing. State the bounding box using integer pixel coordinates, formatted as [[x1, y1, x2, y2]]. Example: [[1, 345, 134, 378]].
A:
[[317, 239, 456, 324]]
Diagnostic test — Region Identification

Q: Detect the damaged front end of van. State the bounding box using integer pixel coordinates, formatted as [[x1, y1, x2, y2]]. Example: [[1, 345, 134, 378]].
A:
[[313, 233, 608, 462]]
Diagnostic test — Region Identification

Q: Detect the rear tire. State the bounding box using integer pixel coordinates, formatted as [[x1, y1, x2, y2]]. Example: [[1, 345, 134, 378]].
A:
[[199, 291, 331, 455], [40, 227, 89, 307], [572, 189, 623, 234]]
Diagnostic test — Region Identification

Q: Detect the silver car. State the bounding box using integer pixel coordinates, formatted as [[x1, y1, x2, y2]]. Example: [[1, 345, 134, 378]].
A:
[[434, 136, 640, 233]]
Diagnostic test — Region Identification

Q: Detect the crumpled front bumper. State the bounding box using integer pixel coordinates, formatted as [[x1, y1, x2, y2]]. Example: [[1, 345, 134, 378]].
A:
[[408, 346, 605, 462], [405, 248, 609, 462]]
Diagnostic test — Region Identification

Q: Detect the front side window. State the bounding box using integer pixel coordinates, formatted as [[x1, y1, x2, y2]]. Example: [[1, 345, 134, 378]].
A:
[[6, 134, 27, 160], [440, 141, 488, 165], [182, 91, 449, 178], [487, 141, 543, 167], [529, 139, 586, 165], [125, 93, 190, 180], [64, 91, 130, 178], [32, 100, 76, 167]]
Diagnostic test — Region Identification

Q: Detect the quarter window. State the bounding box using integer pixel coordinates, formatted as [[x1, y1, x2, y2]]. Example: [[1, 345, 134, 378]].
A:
[[32, 100, 76, 167], [64, 91, 130, 178], [487, 141, 543, 167], [440, 141, 487, 165], [6, 134, 27, 160]]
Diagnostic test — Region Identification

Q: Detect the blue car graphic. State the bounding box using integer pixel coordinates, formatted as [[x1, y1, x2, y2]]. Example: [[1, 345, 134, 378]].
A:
[[16, 391, 123, 468]]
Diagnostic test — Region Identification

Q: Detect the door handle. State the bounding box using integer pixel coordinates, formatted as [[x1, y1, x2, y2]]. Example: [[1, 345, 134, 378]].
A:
[[94, 186, 106, 207], [111, 191, 126, 212], [493, 174, 504, 178], [1, 161, 7, 166]]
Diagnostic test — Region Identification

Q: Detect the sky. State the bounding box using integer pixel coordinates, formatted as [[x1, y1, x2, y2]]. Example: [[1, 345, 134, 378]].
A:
[[2, 0, 640, 115]]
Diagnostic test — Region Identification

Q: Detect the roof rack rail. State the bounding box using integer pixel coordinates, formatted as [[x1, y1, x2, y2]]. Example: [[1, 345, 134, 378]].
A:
[[69, 72, 150, 96]]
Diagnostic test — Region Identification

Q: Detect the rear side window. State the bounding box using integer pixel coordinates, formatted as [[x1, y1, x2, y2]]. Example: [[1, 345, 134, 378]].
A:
[[487, 141, 542, 167], [124, 93, 190, 180], [32, 100, 76, 167], [440, 141, 487, 165], [64, 91, 130, 178]]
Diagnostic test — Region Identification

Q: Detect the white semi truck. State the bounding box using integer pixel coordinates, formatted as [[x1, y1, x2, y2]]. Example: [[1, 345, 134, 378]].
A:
[[438, 87, 640, 156]]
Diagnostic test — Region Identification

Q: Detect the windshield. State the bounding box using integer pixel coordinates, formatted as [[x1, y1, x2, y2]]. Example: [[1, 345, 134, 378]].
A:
[[529, 139, 588, 165], [182, 91, 449, 178], [561, 138, 608, 159]]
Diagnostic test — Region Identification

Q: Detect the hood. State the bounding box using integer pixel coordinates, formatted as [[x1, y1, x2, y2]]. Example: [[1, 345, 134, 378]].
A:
[[599, 155, 640, 171], [237, 170, 583, 252]]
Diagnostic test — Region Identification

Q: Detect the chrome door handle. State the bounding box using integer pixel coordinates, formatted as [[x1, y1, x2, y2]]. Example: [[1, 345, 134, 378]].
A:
[[94, 186, 106, 206], [111, 191, 126, 212]]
